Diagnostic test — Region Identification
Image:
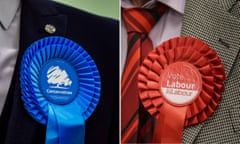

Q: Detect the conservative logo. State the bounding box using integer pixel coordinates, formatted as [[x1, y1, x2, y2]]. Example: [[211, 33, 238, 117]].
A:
[[39, 60, 79, 105], [47, 66, 72, 89]]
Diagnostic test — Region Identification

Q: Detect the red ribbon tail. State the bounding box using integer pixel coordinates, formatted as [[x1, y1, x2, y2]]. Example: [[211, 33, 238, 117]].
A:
[[152, 105, 187, 143]]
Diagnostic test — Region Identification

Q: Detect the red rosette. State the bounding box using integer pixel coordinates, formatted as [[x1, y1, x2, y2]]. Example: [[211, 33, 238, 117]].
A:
[[138, 37, 226, 143]]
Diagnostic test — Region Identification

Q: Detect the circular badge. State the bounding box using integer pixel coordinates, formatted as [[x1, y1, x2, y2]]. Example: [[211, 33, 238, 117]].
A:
[[20, 36, 101, 124], [40, 59, 79, 105], [160, 62, 202, 106]]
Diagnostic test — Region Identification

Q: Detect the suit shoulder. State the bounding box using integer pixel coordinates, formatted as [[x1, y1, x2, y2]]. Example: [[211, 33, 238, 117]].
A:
[[54, 2, 118, 28]]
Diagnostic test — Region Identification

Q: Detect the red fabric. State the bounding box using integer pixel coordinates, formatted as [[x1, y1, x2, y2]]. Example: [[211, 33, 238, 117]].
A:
[[138, 37, 226, 143], [121, 4, 168, 143]]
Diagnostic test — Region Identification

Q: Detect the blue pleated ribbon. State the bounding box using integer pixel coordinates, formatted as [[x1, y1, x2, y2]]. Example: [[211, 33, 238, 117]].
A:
[[20, 36, 101, 144]]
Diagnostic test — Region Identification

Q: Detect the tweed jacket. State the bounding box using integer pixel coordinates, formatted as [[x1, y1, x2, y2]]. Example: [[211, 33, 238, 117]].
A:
[[182, 0, 240, 143]]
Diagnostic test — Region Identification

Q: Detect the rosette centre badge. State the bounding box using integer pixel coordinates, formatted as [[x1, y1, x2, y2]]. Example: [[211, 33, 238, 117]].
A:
[[160, 62, 202, 105], [40, 60, 78, 105]]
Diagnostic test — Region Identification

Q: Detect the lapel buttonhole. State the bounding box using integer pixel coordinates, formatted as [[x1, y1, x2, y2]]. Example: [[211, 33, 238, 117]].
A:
[[218, 38, 230, 49], [229, 106, 240, 135]]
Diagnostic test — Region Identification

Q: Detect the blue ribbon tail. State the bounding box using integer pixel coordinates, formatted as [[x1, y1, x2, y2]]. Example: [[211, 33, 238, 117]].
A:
[[46, 105, 59, 144], [46, 102, 85, 144]]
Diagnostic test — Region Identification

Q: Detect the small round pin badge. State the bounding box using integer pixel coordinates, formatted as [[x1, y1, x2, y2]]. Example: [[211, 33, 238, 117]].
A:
[[44, 24, 56, 34]]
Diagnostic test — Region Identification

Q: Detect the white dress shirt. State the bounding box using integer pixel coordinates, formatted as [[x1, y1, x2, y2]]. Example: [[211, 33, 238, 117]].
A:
[[121, 0, 186, 75], [0, 0, 21, 114]]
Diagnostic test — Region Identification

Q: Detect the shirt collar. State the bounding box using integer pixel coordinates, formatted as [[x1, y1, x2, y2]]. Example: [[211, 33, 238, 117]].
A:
[[122, 0, 186, 14], [0, 0, 21, 30]]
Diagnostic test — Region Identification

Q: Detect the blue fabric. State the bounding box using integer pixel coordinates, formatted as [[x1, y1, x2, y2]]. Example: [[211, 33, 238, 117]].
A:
[[46, 103, 85, 144], [20, 36, 101, 144]]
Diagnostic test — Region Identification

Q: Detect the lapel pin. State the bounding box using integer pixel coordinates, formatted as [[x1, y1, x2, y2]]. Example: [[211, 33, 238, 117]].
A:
[[44, 24, 56, 34]]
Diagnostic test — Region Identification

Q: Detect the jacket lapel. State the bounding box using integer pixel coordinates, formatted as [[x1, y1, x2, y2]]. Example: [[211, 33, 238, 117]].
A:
[[15, 0, 68, 89], [20, 0, 67, 52], [1, 0, 68, 143], [181, 0, 240, 143], [11, 0, 68, 106]]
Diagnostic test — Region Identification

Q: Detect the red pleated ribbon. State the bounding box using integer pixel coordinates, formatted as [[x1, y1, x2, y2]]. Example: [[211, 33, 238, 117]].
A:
[[138, 37, 226, 143]]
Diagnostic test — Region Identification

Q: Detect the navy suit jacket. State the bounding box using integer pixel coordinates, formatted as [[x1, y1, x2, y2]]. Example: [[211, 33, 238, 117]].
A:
[[0, 0, 119, 144]]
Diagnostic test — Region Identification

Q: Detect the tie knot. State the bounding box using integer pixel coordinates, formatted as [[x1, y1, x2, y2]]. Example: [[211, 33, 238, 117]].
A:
[[122, 3, 168, 34]]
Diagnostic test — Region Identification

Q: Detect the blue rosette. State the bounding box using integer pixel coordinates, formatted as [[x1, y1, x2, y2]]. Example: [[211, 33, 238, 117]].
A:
[[20, 36, 101, 144]]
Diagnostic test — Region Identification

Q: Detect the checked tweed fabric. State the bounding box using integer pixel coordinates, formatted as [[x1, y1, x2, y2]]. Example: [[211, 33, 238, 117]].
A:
[[181, 0, 240, 143], [121, 3, 168, 143]]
